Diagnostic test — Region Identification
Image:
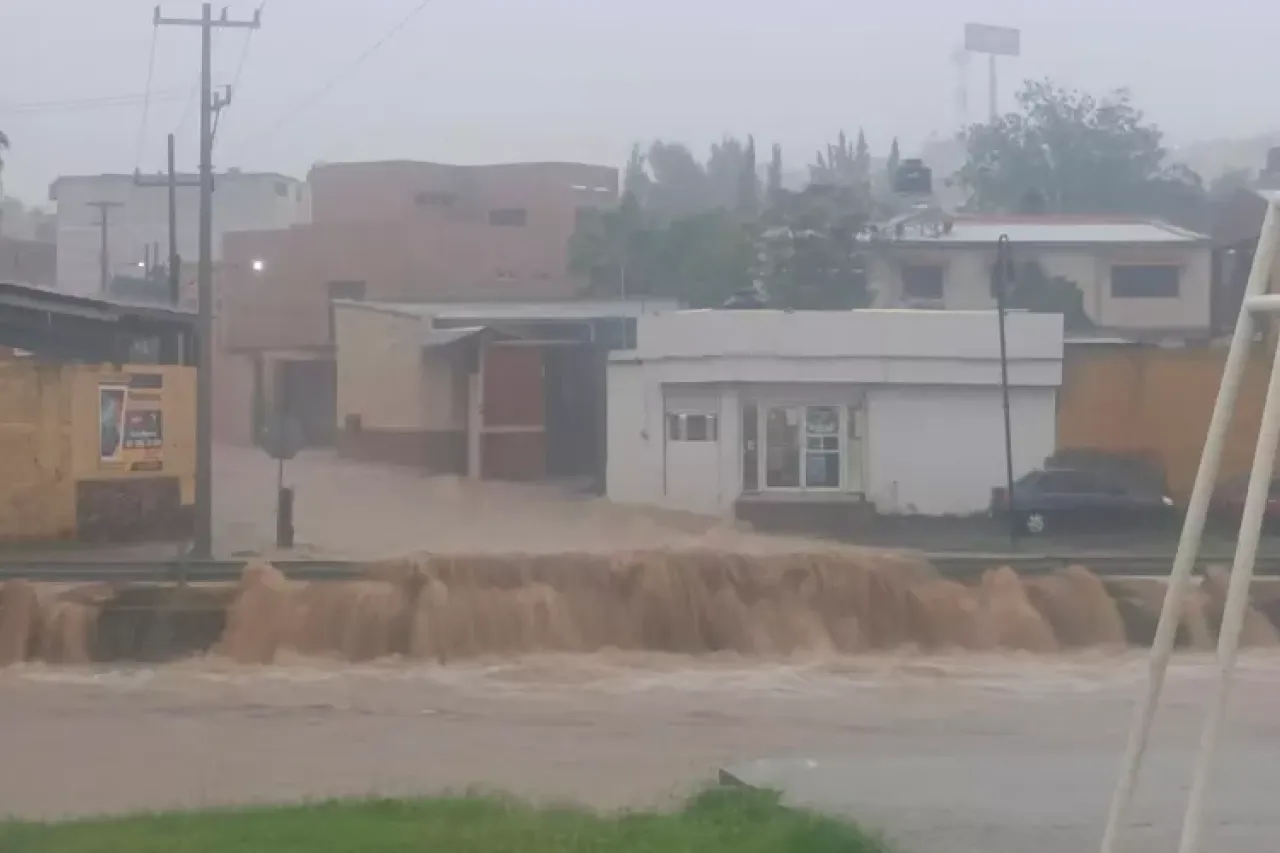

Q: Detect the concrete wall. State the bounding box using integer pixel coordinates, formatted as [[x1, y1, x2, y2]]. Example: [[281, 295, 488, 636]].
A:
[[0, 361, 75, 540], [332, 304, 467, 470], [0, 361, 195, 542], [51, 172, 306, 297], [217, 161, 619, 353], [0, 237, 56, 287], [608, 310, 1063, 516], [1056, 343, 1270, 500], [865, 385, 1056, 515], [869, 243, 1214, 333]]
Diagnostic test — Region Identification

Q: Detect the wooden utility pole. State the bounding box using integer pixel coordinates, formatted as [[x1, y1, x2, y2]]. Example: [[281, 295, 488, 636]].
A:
[[153, 3, 261, 559], [87, 201, 123, 294]]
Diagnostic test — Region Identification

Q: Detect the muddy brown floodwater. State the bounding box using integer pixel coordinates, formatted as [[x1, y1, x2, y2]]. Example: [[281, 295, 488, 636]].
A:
[[4, 651, 1280, 853]]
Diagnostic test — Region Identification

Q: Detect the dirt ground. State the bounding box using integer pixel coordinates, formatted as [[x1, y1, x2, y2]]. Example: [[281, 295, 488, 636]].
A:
[[2, 652, 1280, 853]]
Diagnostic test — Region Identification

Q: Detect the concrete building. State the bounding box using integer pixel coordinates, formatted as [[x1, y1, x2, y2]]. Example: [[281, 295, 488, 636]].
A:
[[0, 237, 55, 287], [868, 214, 1213, 338], [331, 299, 675, 482], [49, 170, 307, 297], [606, 309, 1064, 519], [213, 160, 620, 446]]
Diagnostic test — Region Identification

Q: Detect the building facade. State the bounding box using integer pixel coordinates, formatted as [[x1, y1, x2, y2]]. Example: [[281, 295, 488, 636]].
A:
[[50, 170, 307, 297], [213, 160, 620, 446], [607, 309, 1064, 518], [867, 215, 1214, 338]]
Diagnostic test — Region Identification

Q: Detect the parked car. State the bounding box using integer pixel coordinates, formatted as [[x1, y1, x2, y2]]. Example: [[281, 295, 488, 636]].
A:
[[1210, 473, 1280, 531], [991, 467, 1178, 536]]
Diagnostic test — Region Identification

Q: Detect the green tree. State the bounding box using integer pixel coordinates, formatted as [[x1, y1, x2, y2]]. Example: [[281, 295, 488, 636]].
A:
[[767, 143, 784, 201], [886, 137, 901, 183], [646, 141, 710, 219], [623, 143, 651, 207], [757, 184, 872, 310], [993, 258, 1094, 333], [959, 80, 1207, 225], [736, 135, 759, 218]]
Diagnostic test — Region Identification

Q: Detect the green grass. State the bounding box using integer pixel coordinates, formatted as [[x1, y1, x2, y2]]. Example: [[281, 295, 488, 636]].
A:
[[0, 786, 893, 853]]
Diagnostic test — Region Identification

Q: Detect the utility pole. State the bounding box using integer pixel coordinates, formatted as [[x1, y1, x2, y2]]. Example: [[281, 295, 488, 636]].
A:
[[87, 201, 123, 295], [135, 132, 201, 305], [154, 3, 261, 559]]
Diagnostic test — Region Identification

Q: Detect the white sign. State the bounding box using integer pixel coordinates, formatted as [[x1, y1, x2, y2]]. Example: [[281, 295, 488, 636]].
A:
[[964, 23, 1021, 57]]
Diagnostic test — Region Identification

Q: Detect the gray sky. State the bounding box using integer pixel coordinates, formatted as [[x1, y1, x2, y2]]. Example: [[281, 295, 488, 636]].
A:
[[2, 0, 1279, 203]]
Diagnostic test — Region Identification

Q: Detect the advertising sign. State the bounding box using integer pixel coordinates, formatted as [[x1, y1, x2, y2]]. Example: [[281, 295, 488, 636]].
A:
[[98, 375, 165, 472], [964, 23, 1021, 56]]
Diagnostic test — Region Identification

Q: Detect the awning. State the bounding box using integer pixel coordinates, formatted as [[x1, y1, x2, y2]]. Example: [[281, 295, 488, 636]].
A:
[[421, 325, 488, 349]]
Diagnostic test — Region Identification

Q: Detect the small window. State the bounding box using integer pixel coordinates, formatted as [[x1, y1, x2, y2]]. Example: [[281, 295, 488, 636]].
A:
[[901, 264, 944, 300], [415, 190, 457, 208], [275, 181, 289, 197], [667, 412, 718, 442], [1111, 265, 1180, 298], [489, 208, 528, 227]]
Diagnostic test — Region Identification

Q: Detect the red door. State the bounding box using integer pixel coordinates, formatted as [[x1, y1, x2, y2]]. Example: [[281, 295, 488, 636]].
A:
[[481, 343, 546, 480]]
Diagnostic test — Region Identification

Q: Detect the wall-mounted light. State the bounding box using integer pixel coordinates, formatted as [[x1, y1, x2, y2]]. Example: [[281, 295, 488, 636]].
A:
[[251, 259, 266, 273]]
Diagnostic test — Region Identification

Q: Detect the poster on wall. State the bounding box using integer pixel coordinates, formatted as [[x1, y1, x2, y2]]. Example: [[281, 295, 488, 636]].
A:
[[99, 379, 165, 470], [98, 385, 127, 463]]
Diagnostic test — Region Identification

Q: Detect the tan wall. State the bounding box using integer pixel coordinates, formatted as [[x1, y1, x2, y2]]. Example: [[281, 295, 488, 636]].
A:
[[217, 161, 620, 353], [0, 362, 75, 540], [334, 306, 464, 433], [1057, 344, 1268, 499], [871, 243, 1213, 332], [0, 361, 196, 541]]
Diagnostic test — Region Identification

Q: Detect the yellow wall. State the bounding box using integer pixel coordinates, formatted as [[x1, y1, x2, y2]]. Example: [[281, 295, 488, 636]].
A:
[[0, 362, 75, 540], [334, 305, 464, 432], [1057, 343, 1268, 499], [0, 360, 196, 542]]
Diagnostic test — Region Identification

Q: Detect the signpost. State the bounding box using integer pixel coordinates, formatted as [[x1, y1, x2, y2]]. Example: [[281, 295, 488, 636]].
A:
[[964, 22, 1021, 120]]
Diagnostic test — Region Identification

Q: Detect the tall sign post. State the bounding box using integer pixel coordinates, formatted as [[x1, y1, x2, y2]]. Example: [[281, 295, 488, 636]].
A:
[[964, 23, 1021, 121]]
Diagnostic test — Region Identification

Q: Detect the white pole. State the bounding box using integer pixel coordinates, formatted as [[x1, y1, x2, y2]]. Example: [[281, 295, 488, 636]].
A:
[[1098, 198, 1280, 853], [1176, 292, 1280, 853]]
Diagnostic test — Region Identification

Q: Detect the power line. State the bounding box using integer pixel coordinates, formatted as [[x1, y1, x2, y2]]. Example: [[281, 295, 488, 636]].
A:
[[232, 0, 436, 150], [0, 90, 188, 115], [212, 1, 266, 146], [228, 0, 268, 94], [135, 22, 160, 170]]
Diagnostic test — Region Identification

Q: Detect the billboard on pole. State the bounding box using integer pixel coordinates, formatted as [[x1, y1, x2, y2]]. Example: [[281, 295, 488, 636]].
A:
[[964, 23, 1021, 56]]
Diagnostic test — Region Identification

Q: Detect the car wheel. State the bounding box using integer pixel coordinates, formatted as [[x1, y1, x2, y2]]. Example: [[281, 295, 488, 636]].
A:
[[1023, 512, 1047, 535]]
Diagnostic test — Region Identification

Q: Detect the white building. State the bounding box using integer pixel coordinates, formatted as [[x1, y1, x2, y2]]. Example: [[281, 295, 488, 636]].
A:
[[868, 214, 1213, 338], [49, 170, 308, 297], [607, 309, 1064, 518]]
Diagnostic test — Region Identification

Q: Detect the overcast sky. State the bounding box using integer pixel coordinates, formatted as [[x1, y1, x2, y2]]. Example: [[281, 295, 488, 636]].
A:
[[2, 0, 1278, 203]]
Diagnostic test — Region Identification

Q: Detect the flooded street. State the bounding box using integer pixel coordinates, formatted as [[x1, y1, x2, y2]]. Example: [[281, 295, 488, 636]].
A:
[[3, 652, 1280, 852]]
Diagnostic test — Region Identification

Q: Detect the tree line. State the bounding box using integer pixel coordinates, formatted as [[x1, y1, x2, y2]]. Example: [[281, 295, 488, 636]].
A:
[[572, 79, 1233, 311]]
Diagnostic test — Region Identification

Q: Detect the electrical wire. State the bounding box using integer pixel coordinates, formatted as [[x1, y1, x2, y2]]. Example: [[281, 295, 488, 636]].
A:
[[231, 0, 436, 150], [0, 90, 188, 115], [228, 0, 268, 96], [134, 22, 160, 170]]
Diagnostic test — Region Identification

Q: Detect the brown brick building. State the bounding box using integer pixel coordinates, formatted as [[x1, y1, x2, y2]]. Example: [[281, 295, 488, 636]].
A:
[[213, 160, 619, 446]]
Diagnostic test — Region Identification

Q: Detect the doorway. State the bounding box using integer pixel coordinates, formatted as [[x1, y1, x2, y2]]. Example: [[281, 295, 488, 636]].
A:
[[543, 343, 602, 479]]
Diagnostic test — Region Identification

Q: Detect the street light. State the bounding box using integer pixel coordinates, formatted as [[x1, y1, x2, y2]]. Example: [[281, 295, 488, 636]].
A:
[[251, 259, 265, 273], [994, 234, 1018, 546]]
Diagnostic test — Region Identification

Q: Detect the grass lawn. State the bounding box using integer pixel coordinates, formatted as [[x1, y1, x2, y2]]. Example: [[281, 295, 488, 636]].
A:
[[0, 787, 892, 853]]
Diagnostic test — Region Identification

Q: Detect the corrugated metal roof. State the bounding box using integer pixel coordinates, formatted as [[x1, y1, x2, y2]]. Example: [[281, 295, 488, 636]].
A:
[[421, 326, 487, 348], [336, 298, 679, 322], [887, 216, 1208, 245]]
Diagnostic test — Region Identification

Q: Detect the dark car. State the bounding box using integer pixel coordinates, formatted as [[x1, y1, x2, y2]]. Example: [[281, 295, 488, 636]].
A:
[[991, 467, 1178, 536], [1210, 473, 1280, 531]]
